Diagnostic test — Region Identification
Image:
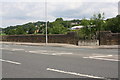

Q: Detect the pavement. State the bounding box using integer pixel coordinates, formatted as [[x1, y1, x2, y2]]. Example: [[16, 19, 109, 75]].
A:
[[0, 41, 119, 49], [1, 43, 119, 79]]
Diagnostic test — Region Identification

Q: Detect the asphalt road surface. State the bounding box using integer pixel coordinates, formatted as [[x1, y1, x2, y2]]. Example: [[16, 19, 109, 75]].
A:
[[0, 44, 119, 79]]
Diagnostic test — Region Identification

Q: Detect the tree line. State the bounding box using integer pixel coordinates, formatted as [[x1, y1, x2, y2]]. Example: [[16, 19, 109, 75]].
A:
[[1, 13, 120, 39]]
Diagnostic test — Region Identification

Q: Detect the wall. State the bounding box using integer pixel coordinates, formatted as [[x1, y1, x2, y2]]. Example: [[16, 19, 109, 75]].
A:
[[78, 31, 120, 46], [100, 31, 120, 45], [78, 40, 99, 46], [0, 31, 119, 45], [0, 32, 79, 45]]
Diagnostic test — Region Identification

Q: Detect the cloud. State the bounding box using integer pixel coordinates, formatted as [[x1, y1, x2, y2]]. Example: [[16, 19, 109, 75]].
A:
[[0, 1, 118, 28], [118, 1, 120, 15], [0, 0, 119, 2], [47, 2, 118, 20], [1, 2, 45, 27], [2, 2, 45, 19]]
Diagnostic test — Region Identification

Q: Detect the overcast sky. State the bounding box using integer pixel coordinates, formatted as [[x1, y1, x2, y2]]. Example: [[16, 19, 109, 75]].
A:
[[0, 0, 119, 28]]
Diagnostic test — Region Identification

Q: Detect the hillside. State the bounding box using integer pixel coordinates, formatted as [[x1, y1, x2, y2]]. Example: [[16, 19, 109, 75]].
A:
[[2, 14, 120, 35]]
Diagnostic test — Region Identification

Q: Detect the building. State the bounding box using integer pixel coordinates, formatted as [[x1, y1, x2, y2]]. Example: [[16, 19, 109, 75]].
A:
[[70, 26, 84, 30]]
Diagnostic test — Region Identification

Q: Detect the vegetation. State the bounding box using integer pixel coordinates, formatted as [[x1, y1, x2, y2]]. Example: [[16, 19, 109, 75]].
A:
[[1, 13, 120, 39], [48, 18, 68, 34], [76, 13, 120, 39], [105, 15, 120, 33]]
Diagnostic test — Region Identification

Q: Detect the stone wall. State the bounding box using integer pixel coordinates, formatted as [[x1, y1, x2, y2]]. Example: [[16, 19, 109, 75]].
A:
[[78, 40, 99, 46], [0, 32, 79, 45], [78, 31, 120, 46], [0, 31, 119, 45], [100, 31, 120, 45]]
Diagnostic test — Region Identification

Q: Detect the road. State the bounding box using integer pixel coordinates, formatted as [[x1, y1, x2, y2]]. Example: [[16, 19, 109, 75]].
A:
[[0, 43, 119, 79]]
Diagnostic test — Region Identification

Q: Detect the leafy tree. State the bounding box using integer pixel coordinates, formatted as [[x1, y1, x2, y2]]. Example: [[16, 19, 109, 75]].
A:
[[61, 21, 72, 28], [48, 18, 68, 34], [55, 18, 63, 22], [28, 24, 36, 34], [105, 15, 120, 33], [48, 21, 68, 34], [7, 29, 16, 35], [91, 13, 105, 31], [76, 13, 105, 40], [80, 19, 91, 39], [16, 26, 26, 35], [77, 28, 87, 39]]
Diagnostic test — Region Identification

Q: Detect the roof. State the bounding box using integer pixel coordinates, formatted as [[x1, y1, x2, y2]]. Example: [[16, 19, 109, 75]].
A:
[[71, 26, 84, 30]]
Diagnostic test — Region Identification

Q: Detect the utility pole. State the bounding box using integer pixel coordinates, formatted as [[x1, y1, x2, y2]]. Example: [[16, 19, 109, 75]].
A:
[[45, 0, 48, 45]]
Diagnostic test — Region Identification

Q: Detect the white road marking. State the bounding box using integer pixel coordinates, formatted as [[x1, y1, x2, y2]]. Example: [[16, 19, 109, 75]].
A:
[[55, 53, 73, 55], [0, 48, 3, 49], [87, 55, 113, 58], [83, 55, 119, 62], [29, 51, 73, 56], [51, 53, 58, 55], [29, 51, 53, 55], [46, 68, 105, 79], [12, 49, 24, 51], [41, 53, 49, 55], [0, 48, 6, 50], [0, 59, 21, 65], [51, 53, 73, 56], [0, 48, 24, 51], [25, 51, 29, 52], [29, 51, 36, 53], [83, 57, 119, 62]]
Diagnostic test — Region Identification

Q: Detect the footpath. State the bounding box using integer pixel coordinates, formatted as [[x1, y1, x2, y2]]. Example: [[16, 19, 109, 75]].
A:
[[0, 41, 119, 49]]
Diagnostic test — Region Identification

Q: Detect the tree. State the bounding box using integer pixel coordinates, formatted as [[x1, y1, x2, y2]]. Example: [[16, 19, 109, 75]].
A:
[[55, 18, 63, 22], [28, 24, 36, 34], [76, 13, 105, 40], [77, 27, 87, 39], [48, 21, 68, 34], [80, 18, 91, 39], [91, 13, 105, 31], [7, 29, 16, 35], [48, 18, 68, 34], [62, 21, 71, 28], [16, 26, 26, 35], [105, 15, 120, 33]]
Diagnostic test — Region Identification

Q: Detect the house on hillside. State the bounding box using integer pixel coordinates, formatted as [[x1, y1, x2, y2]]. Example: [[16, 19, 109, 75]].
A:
[[70, 25, 96, 30], [34, 25, 39, 34], [70, 26, 84, 30], [71, 22, 81, 25]]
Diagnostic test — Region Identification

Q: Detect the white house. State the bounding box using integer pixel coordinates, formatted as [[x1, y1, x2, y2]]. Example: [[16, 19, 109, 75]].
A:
[[70, 26, 84, 30]]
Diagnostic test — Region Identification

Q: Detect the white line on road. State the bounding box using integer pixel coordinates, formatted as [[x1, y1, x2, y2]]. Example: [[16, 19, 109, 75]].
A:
[[29, 51, 73, 56], [83, 55, 119, 62], [0, 48, 3, 49], [12, 49, 24, 51], [87, 55, 113, 58], [0, 59, 21, 65], [0, 48, 24, 51], [83, 57, 119, 62], [46, 68, 105, 79], [55, 53, 73, 55]]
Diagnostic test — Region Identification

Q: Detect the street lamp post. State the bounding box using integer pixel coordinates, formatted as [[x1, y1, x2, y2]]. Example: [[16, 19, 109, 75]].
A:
[[45, 0, 48, 45], [99, 21, 101, 46]]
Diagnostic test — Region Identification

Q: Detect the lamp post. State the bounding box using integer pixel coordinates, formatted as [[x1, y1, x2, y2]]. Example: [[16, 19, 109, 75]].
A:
[[99, 21, 101, 46], [45, 0, 48, 45]]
